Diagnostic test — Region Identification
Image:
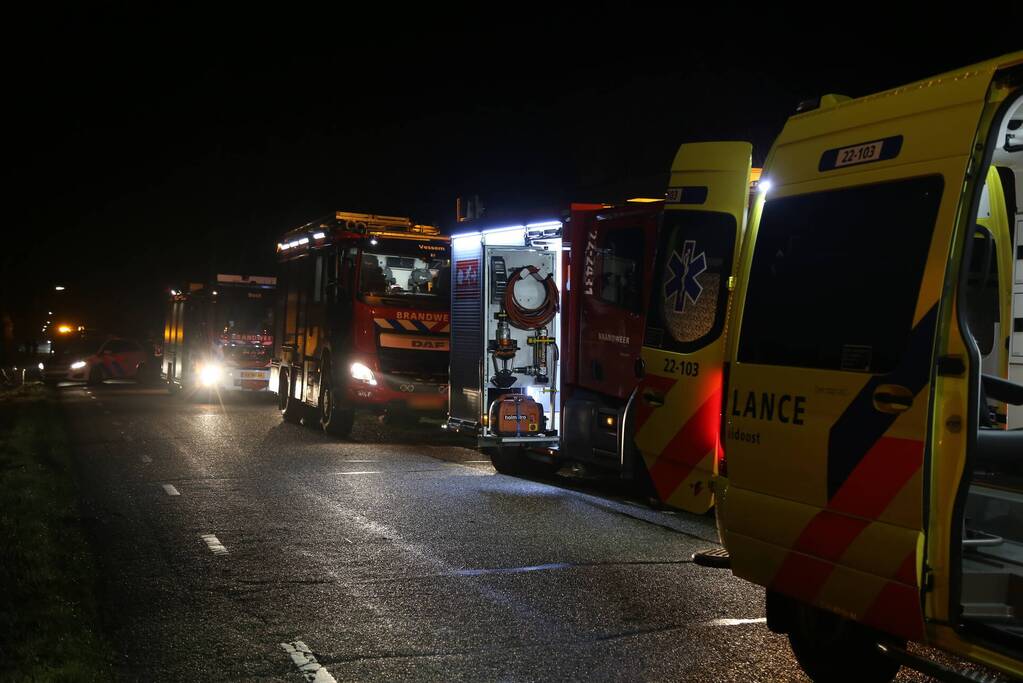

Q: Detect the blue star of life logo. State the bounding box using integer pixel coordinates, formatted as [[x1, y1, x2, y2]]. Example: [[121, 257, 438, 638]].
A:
[[664, 240, 707, 312]]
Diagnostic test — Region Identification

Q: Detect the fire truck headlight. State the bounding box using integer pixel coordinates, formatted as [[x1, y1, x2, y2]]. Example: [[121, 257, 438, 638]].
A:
[[199, 363, 223, 387], [70, 361, 87, 370], [350, 362, 377, 386]]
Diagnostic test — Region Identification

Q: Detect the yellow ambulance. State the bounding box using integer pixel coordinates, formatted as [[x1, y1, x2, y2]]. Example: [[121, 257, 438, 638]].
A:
[[714, 53, 1023, 681]]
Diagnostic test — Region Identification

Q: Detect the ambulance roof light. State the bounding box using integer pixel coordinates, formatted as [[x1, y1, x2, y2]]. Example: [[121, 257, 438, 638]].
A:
[[795, 93, 851, 114]]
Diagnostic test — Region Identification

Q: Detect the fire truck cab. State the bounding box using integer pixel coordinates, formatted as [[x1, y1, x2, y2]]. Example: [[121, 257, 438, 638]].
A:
[[271, 212, 451, 436], [163, 274, 276, 397], [716, 54, 1023, 681]]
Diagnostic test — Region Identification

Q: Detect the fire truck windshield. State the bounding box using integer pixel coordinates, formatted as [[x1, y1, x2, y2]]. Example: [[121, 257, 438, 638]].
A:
[[359, 239, 451, 299], [214, 290, 273, 340]]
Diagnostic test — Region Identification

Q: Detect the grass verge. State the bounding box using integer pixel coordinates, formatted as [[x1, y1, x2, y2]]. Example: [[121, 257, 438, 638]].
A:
[[0, 384, 113, 681]]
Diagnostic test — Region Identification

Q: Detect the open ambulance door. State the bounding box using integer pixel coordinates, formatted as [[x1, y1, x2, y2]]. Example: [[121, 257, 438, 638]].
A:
[[630, 142, 752, 513], [938, 64, 1023, 673]]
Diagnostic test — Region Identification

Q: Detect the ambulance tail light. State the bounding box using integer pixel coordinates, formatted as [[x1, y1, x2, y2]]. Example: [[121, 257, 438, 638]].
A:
[[718, 361, 730, 478]]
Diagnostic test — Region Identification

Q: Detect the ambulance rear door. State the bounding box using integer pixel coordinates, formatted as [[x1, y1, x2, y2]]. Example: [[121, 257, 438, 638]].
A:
[[631, 142, 752, 513]]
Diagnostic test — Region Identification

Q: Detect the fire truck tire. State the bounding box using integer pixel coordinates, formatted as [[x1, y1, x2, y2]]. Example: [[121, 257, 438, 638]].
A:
[[279, 370, 303, 424], [87, 365, 104, 386], [319, 381, 354, 437], [484, 446, 558, 477], [786, 603, 901, 683]]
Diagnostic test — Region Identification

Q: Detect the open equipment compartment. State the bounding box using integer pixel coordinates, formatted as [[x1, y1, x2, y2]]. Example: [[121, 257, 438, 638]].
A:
[[447, 222, 563, 450]]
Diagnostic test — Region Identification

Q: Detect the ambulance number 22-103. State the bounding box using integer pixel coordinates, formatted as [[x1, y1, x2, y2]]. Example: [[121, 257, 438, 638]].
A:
[[663, 358, 699, 376]]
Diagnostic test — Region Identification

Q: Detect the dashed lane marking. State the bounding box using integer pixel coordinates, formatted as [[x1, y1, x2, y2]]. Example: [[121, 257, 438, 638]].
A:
[[162, 484, 180, 496], [702, 617, 767, 627], [200, 534, 228, 555], [280, 641, 337, 683]]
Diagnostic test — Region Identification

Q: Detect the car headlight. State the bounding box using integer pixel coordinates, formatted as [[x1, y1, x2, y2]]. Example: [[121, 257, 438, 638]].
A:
[[38, 362, 45, 371], [70, 361, 87, 370], [199, 363, 222, 387], [350, 362, 377, 386]]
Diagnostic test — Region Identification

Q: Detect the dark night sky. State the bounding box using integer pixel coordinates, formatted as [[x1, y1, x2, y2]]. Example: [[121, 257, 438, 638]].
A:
[[7, 5, 1021, 339]]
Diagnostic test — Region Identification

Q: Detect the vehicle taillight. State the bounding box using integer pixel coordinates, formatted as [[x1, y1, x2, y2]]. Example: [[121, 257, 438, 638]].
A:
[[718, 361, 730, 478]]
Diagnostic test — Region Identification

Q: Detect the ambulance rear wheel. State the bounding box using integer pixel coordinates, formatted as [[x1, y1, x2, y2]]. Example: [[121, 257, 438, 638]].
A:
[[319, 382, 354, 437], [787, 603, 901, 683], [279, 370, 303, 424], [484, 446, 558, 477]]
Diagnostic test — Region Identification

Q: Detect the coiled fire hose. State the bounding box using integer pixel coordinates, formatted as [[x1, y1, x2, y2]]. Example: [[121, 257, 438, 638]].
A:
[[503, 265, 559, 330]]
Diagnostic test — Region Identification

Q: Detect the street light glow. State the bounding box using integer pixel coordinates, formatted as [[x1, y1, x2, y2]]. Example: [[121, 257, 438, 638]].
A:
[[54, 286, 66, 291]]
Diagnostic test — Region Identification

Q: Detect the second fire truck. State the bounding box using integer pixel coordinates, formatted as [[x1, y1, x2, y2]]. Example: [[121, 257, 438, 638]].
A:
[[271, 212, 451, 436]]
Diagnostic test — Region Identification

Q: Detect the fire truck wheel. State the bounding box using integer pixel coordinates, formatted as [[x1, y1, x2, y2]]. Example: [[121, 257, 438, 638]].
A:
[[319, 382, 354, 436], [787, 603, 901, 683], [279, 370, 303, 424], [87, 365, 104, 386], [484, 446, 558, 478]]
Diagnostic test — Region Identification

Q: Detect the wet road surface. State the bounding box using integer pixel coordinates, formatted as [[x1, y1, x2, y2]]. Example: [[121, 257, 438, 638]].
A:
[[61, 382, 949, 681]]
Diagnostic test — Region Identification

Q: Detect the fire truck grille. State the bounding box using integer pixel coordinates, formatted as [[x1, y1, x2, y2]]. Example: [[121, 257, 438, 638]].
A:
[[377, 347, 449, 383]]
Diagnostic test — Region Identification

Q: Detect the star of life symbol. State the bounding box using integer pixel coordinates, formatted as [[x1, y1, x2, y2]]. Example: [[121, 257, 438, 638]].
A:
[[664, 240, 707, 312]]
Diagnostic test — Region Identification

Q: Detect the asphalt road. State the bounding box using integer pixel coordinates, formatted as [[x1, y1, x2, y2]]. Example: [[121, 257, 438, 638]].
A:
[[60, 382, 948, 682]]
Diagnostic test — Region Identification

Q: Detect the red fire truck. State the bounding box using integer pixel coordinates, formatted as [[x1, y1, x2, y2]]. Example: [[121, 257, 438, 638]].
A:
[[163, 274, 277, 396], [271, 212, 451, 436]]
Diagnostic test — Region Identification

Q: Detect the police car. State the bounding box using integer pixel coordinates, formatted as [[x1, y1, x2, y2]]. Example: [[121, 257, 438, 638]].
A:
[[44, 335, 150, 385]]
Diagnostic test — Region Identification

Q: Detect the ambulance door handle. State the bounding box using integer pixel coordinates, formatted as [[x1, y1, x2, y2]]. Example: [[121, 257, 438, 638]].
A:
[[872, 384, 913, 414], [642, 391, 665, 408]]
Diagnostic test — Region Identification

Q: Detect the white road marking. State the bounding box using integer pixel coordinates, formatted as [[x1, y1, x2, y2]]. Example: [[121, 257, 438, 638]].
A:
[[200, 534, 228, 555], [335, 471, 382, 475], [344, 459, 378, 463], [703, 617, 767, 627], [162, 484, 180, 496], [140, 455, 152, 464], [280, 641, 337, 683]]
